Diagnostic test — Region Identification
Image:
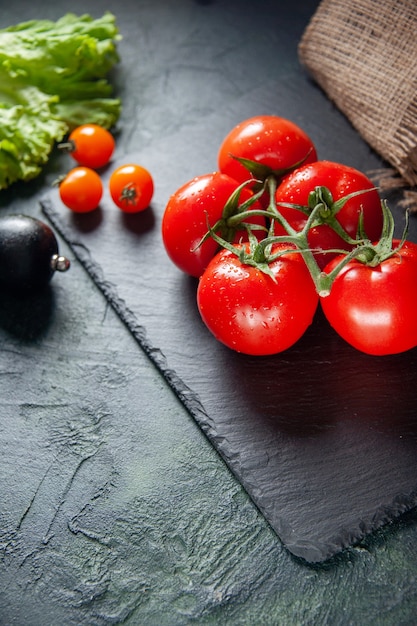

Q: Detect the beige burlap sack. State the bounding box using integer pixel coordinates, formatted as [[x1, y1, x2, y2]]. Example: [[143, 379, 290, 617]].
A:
[[299, 0, 417, 192]]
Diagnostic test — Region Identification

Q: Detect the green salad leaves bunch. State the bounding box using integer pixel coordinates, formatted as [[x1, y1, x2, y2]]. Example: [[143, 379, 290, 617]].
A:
[[0, 12, 122, 189]]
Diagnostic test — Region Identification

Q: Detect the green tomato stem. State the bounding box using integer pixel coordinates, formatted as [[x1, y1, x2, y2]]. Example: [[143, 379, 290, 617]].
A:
[[208, 171, 407, 297]]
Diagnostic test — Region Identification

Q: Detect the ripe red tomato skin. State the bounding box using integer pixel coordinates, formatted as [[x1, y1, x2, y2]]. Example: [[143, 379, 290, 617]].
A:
[[109, 164, 154, 213], [161, 172, 265, 278], [274, 161, 383, 270], [218, 115, 317, 184], [197, 243, 319, 356], [321, 241, 417, 356], [67, 124, 115, 169], [59, 166, 103, 213]]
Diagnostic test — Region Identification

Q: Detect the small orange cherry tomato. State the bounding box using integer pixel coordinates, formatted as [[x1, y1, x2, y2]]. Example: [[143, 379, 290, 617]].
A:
[[109, 164, 154, 213], [59, 167, 103, 213], [65, 124, 115, 169]]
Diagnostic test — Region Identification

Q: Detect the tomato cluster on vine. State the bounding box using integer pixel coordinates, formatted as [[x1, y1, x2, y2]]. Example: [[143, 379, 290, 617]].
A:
[[162, 115, 417, 357], [56, 124, 154, 214]]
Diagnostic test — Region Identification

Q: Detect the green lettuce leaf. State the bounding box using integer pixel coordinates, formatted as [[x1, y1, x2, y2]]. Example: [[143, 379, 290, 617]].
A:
[[0, 12, 122, 189]]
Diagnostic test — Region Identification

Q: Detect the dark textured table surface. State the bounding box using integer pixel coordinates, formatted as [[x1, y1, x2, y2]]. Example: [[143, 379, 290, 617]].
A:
[[1, 1, 417, 624]]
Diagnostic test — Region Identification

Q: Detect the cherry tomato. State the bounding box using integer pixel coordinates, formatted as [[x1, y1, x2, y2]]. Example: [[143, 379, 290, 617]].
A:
[[218, 115, 317, 184], [320, 241, 417, 355], [109, 164, 154, 213], [162, 172, 265, 278], [274, 161, 383, 270], [66, 124, 115, 169], [197, 243, 319, 355], [59, 166, 103, 213]]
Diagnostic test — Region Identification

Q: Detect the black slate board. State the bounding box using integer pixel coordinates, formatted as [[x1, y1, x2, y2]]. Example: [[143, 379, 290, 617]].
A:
[[41, 86, 417, 561]]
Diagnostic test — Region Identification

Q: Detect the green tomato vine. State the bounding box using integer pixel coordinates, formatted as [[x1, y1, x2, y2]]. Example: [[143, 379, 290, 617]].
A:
[[199, 167, 409, 298]]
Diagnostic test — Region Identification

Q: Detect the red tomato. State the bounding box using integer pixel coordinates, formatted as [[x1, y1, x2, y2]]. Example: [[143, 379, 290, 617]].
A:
[[59, 166, 103, 213], [274, 161, 383, 270], [161, 172, 265, 278], [197, 243, 319, 355], [320, 241, 417, 355], [109, 164, 154, 213], [218, 115, 317, 184], [65, 124, 115, 169]]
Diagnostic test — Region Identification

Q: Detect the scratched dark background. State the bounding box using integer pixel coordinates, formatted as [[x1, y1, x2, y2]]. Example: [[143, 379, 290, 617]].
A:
[[1, 0, 417, 624]]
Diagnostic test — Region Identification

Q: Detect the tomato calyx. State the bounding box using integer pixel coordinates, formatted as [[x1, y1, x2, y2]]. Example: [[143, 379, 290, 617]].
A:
[[339, 200, 408, 268], [306, 185, 378, 244], [118, 183, 138, 206], [230, 147, 315, 186], [272, 184, 378, 247], [194, 179, 268, 251]]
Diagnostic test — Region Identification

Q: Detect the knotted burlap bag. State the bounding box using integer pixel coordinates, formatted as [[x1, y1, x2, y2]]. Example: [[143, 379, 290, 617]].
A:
[[299, 0, 417, 202]]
